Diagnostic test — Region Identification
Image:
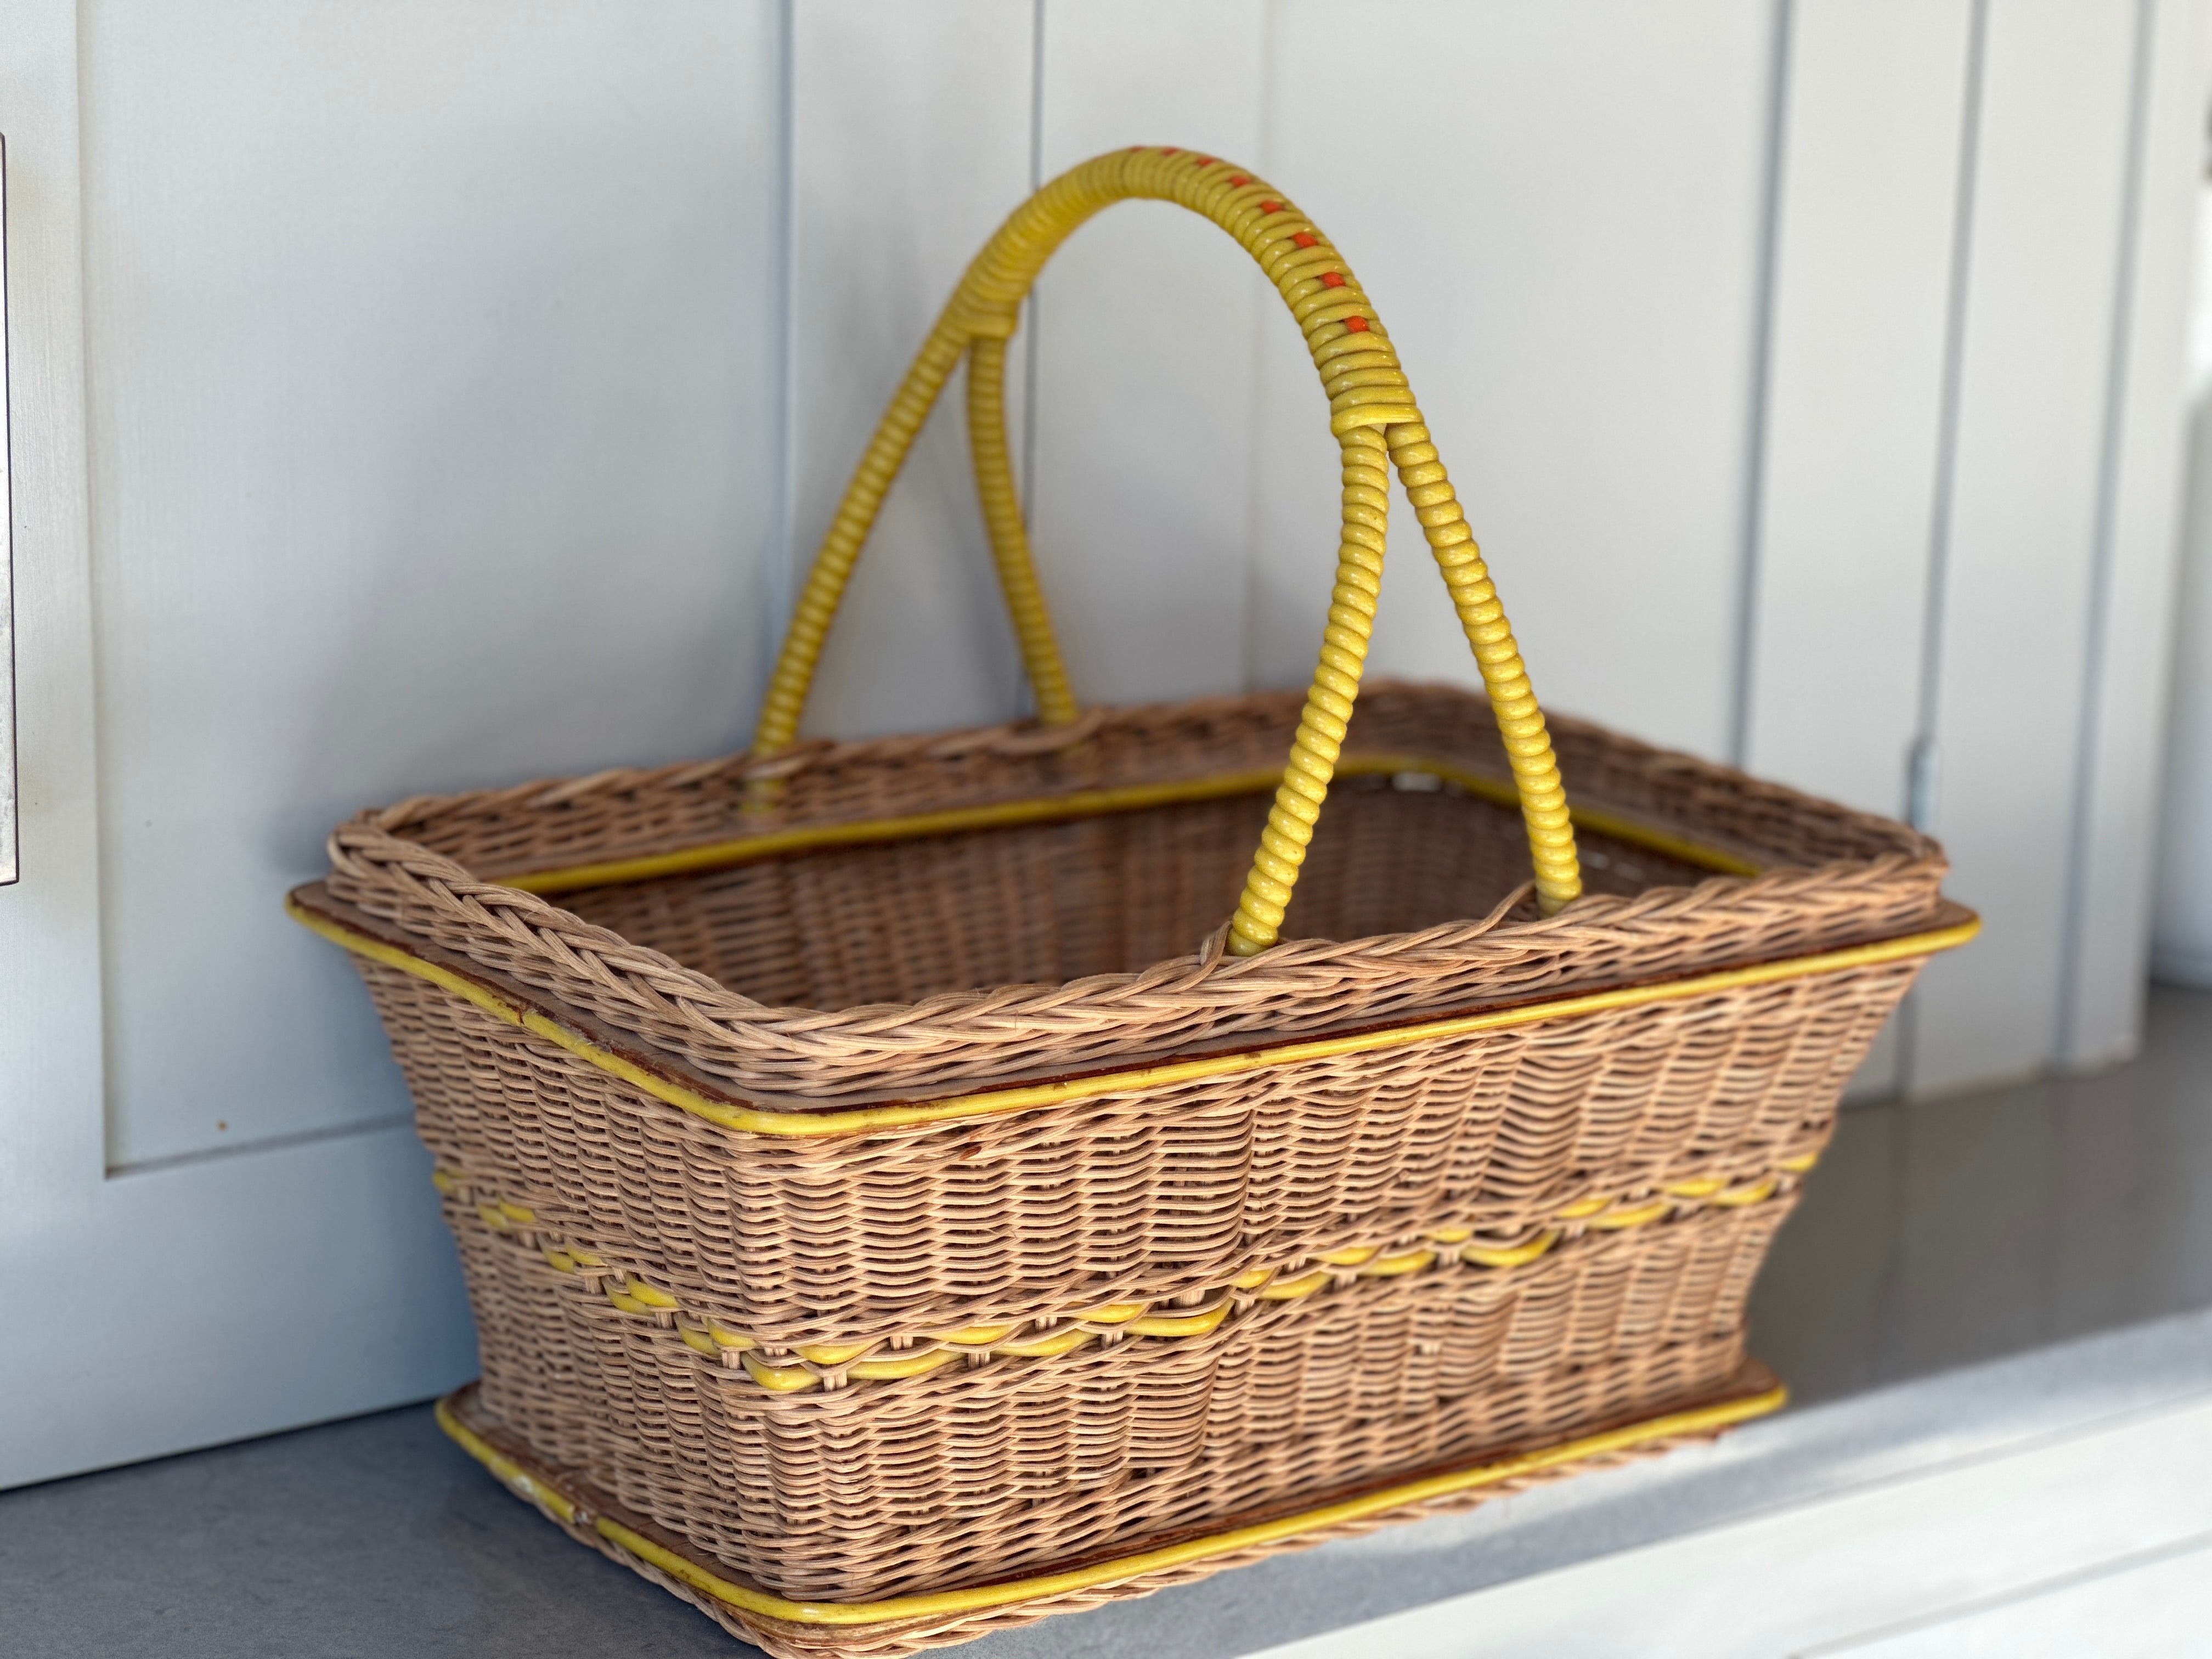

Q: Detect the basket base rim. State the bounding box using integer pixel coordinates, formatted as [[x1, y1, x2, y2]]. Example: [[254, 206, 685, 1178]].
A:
[[438, 1362, 1784, 1657]]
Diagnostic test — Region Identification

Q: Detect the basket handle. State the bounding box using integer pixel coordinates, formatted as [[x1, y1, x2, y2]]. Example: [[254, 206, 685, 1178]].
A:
[[752, 148, 1582, 950]]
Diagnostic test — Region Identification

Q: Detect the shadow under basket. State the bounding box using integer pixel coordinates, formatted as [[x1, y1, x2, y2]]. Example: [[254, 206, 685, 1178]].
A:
[[292, 681, 1970, 1657], [290, 147, 1975, 1656]]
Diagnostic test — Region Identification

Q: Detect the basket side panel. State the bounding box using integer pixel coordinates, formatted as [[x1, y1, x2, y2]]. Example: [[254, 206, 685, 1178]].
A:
[[352, 956, 1908, 1346], [347, 947, 1833, 1604], [446, 1200, 1782, 1600]]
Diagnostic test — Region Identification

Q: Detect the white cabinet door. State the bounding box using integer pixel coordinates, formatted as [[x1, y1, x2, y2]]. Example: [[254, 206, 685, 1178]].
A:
[[0, 0, 782, 1486]]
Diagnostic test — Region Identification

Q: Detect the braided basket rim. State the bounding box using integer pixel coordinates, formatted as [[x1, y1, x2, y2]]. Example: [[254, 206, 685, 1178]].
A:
[[314, 681, 1949, 1108]]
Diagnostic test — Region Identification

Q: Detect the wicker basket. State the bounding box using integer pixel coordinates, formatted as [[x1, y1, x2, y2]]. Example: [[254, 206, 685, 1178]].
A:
[[291, 147, 1973, 1657]]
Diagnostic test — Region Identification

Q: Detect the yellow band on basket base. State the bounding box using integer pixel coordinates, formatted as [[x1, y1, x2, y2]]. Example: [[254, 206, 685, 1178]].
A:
[[290, 889, 1977, 1141], [435, 1378, 1786, 1628]]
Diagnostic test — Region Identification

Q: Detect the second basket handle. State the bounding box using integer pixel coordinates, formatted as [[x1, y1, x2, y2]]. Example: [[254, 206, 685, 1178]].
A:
[[751, 148, 1582, 949]]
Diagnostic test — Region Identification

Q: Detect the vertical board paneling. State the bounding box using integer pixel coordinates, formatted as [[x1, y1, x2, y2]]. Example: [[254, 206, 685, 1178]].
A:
[[81, 0, 783, 1167], [789, 1, 1036, 741], [1910, 0, 2138, 1094], [0, 0, 108, 1214], [2058, 0, 2204, 1069], [1747, 0, 1970, 817], [2157, 0, 2212, 991], [2154, 190, 2212, 988], [1748, 0, 1973, 1100], [1252, 0, 1776, 763], [3, 0, 477, 1488], [1028, 0, 1266, 707], [0, 145, 15, 889]]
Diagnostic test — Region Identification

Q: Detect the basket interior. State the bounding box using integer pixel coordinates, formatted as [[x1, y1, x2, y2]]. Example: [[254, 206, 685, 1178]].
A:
[[554, 776, 1714, 1012], [369, 684, 1933, 1019]]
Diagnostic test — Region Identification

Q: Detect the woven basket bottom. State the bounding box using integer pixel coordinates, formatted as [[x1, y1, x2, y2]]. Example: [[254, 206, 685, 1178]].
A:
[[440, 1361, 1784, 1659]]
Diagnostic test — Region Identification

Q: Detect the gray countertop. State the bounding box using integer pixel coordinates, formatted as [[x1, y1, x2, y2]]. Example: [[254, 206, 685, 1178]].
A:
[[7, 988, 2210, 1658]]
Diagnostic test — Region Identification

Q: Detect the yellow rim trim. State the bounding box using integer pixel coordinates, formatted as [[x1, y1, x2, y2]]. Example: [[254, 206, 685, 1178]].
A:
[[437, 1379, 1785, 1627], [291, 894, 1977, 1141], [494, 753, 1760, 899]]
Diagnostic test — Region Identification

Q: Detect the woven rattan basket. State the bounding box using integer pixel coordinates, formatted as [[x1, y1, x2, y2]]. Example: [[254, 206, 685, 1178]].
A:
[[292, 148, 1974, 1657]]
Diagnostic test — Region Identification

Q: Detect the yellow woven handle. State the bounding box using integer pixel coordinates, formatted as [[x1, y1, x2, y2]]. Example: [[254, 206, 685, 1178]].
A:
[[753, 147, 1582, 950]]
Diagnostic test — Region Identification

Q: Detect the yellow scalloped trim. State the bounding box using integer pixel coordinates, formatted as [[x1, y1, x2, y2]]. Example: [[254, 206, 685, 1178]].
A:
[[1711, 1175, 1782, 1207], [850, 1349, 961, 1384], [437, 1161, 1808, 1394], [1586, 1198, 1673, 1231], [941, 1322, 1018, 1346], [1462, 1230, 1562, 1271], [1125, 1304, 1233, 1339]]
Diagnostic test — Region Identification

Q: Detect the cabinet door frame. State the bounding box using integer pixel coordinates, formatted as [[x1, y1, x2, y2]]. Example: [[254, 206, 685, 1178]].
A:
[[0, 0, 478, 1489]]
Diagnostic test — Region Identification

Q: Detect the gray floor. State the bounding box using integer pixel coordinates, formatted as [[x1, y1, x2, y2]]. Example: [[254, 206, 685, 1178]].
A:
[[7, 988, 2211, 1658], [1750, 984, 2212, 1403]]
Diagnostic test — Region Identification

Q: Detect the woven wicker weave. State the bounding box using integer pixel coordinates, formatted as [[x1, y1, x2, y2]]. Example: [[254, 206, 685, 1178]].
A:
[[294, 147, 1971, 1655]]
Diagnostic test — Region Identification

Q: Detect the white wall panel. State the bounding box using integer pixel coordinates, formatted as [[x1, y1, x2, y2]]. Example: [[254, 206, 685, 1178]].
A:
[[2058, 0, 2204, 1070], [1746, 0, 1971, 819], [1747, 0, 1974, 1103], [1253, 0, 1776, 762], [1911, 0, 2140, 1093], [81, 0, 784, 1166], [0, 0, 109, 1228], [1, 0, 478, 1489], [2153, 198, 2212, 989], [3, 1124, 476, 1489], [1029, 0, 1266, 708], [789, 0, 1036, 741]]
